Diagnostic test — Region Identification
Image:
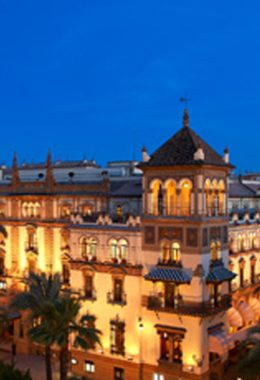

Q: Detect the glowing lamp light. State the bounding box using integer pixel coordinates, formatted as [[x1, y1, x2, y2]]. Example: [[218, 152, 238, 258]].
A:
[[0, 280, 6, 290], [71, 358, 77, 365]]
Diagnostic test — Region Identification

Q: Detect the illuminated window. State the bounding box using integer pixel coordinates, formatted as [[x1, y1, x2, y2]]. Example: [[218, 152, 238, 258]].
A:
[[180, 180, 192, 216], [210, 241, 220, 261], [84, 275, 94, 299], [109, 239, 119, 260], [161, 242, 170, 262], [109, 239, 128, 262], [116, 205, 123, 219], [114, 368, 124, 380], [153, 375, 164, 380], [151, 180, 163, 215], [81, 237, 97, 260], [81, 237, 88, 258], [159, 331, 183, 363], [171, 242, 180, 262], [209, 284, 221, 307], [110, 319, 125, 356], [89, 238, 97, 258], [85, 361, 95, 373], [60, 203, 71, 219], [166, 180, 177, 215], [218, 180, 225, 215], [114, 278, 124, 303]]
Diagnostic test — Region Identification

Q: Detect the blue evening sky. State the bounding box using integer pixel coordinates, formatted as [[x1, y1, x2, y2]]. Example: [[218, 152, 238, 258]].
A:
[[0, 0, 259, 172]]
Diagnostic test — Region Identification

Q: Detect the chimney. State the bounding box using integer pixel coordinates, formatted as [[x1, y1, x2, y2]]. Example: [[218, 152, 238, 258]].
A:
[[12, 152, 20, 187], [45, 150, 55, 185], [223, 147, 229, 164], [193, 144, 205, 161], [142, 147, 150, 162]]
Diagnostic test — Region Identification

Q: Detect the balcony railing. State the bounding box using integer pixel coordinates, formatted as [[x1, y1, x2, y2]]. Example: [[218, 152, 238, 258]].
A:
[[145, 293, 231, 316], [107, 291, 127, 306]]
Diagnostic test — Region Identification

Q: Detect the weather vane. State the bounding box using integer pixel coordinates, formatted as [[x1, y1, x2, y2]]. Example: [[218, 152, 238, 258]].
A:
[[180, 96, 192, 108]]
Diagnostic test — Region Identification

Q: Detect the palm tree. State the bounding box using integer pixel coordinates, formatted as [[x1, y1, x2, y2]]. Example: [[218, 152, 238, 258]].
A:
[[0, 360, 32, 380], [10, 272, 62, 380], [31, 296, 101, 380], [237, 323, 260, 380]]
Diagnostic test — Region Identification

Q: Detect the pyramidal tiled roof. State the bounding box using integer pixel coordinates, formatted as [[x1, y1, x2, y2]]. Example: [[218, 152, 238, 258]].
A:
[[140, 110, 234, 169]]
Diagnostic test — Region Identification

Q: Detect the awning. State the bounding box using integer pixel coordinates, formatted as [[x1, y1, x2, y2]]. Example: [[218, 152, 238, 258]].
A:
[[144, 267, 191, 284], [249, 298, 260, 316], [227, 307, 243, 328], [237, 301, 255, 324], [206, 265, 236, 283], [209, 329, 234, 355]]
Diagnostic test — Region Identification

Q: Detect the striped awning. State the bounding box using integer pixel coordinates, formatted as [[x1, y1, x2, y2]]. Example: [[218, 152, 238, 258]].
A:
[[249, 298, 260, 316], [237, 301, 255, 324], [227, 307, 243, 328], [206, 265, 236, 283], [144, 267, 191, 283], [209, 329, 234, 355]]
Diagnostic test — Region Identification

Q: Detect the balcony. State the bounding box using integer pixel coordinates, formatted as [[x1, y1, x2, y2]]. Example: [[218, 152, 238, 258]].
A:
[[71, 288, 97, 301], [107, 291, 127, 306], [83, 288, 97, 301], [145, 293, 231, 317]]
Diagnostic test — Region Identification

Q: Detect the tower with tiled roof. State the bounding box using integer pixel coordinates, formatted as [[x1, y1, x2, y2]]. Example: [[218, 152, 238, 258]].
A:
[[139, 109, 235, 380]]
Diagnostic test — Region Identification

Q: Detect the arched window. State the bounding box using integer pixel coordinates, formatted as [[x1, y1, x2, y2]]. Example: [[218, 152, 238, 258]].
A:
[[237, 235, 242, 252], [81, 237, 88, 258], [205, 179, 212, 216], [171, 242, 181, 262], [241, 236, 246, 251], [109, 239, 128, 262], [60, 203, 71, 219], [166, 180, 177, 215], [151, 180, 163, 215], [109, 239, 119, 261], [180, 180, 192, 216], [212, 180, 218, 216], [210, 241, 220, 261], [88, 238, 97, 259], [22, 203, 28, 218], [249, 233, 257, 250], [28, 203, 34, 218], [218, 180, 225, 215], [161, 242, 170, 263], [118, 239, 128, 260]]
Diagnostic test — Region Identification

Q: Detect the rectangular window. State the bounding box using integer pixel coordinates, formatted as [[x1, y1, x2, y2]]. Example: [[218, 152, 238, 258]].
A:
[[159, 331, 183, 364], [85, 275, 93, 298], [153, 374, 164, 380], [114, 278, 123, 303], [114, 367, 124, 380], [85, 361, 95, 373], [110, 320, 125, 356]]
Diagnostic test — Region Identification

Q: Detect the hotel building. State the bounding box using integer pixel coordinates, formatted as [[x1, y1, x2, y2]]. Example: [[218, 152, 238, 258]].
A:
[[0, 110, 259, 380]]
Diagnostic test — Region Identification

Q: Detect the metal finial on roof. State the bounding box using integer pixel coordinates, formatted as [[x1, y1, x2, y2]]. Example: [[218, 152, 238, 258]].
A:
[[182, 108, 189, 128], [180, 96, 191, 128]]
